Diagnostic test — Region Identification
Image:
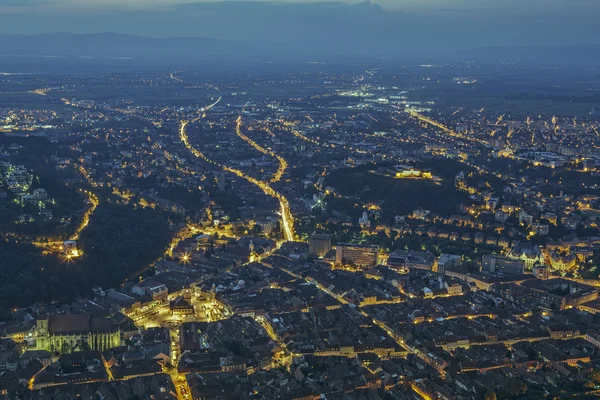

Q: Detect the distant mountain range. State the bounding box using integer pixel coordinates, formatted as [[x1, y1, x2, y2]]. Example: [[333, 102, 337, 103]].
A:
[[0, 33, 250, 58], [454, 45, 600, 64], [0, 0, 598, 58], [1, 32, 599, 65]]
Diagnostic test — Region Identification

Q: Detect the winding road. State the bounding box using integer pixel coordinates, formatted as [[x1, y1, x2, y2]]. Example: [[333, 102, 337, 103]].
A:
[[179, 119, 295, 242], [234, 116, 287, 183]]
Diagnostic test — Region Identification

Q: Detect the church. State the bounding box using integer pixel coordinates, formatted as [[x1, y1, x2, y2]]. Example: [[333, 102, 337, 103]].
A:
[[35, 314, 120, 354]]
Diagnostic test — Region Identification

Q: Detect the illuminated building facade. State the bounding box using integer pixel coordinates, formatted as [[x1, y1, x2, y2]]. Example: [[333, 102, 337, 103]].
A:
[[309, 233, 332, 258], [35, 315, 120, 354], [335, 243, 379, 267]]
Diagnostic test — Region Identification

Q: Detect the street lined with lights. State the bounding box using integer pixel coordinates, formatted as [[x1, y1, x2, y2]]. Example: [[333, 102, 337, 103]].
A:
[[234, 116, 288, 183], [179, 119, 295, 242]]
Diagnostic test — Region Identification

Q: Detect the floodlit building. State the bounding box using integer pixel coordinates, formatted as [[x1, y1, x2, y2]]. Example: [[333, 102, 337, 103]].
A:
[[335, 243, 379, 267], [35, 315, 120, 354], [547, 251, 577, 272], [62, 240, 80, 258], [358, 212, 371, 230], [170, 296, 195, 317], [508, 242, 544, 270], [309, 233, 332, 258]]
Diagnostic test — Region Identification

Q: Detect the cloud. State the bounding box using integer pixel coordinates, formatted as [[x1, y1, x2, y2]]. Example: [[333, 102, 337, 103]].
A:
[[0, 0, 357, 11], [0, 0, 46, 3], [0, 0, 178, 12], [0, 0, 598, 16], [385, 0, 600, 15]]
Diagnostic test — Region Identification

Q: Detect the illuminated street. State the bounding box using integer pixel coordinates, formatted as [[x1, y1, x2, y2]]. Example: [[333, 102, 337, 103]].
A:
[[2, 13, 600, 399], [234, 116, 288, 183], [179, 119, 295, 241]]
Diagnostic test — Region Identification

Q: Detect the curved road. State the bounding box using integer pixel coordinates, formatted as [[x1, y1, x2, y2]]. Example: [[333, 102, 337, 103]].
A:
[[179, 120, 295, 242], [234, 116, 287, 184]]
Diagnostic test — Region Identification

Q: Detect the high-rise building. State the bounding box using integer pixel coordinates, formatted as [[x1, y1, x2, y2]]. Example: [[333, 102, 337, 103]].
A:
[[335, 243, 379, 267], [309, 233, 331, 258]]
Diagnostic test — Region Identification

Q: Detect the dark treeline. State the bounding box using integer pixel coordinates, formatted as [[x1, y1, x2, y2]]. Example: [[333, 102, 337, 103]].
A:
[[0, 202, 171, 320], [78, 202, 171, 289], [0, 240, 90, 320]]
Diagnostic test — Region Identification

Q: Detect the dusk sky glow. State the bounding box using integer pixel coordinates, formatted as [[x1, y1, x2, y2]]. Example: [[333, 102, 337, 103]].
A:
[[0, 0, 598, 51], [1, 0, 599, 15]]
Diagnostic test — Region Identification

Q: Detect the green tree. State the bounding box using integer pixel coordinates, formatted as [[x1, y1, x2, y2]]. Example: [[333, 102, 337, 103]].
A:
[[484, 391, 497, 400], [251, 224, 262, 236], [511, 381, 528, 396], [464, 261, 480, 274], [590, 369, 600, 383]]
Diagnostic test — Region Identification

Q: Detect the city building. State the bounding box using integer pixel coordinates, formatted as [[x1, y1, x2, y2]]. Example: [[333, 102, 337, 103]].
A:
[[62, 240, 80, 258], [335, 243, 379, 267], [437, 254, 462, 274], [395, 169, 432, 179], [547, 251, 578, 272], [387, 250, 436, 272], [170, 297, 195, 317], [309, 234, 332, 258], [482, 254, 525, 275], [358, 212, 371, 230], [474, 232, 485, 244], [35, 315, 120, 354], [533, 265, 550, 280], [507, 242, 544, 270], [33, 188, 48, 201]]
